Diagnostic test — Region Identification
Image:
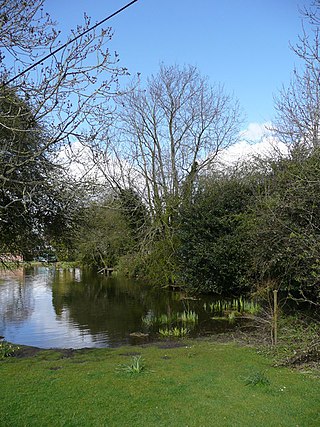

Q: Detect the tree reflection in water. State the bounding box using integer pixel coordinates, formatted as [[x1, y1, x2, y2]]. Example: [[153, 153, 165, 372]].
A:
[[0, 268, 34, 327], [1, 267, 254, 348]]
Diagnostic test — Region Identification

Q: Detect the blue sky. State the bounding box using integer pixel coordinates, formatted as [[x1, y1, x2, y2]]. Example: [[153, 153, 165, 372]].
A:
[[46, 0, 311, 129]]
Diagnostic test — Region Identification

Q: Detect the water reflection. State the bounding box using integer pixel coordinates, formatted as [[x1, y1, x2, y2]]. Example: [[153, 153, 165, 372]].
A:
[[0, 267, 256, 349], [51, 269, 148, 342], [0, 268, 34, 324]]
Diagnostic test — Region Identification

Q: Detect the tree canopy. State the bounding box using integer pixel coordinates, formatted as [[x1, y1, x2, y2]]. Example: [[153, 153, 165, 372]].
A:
[[0, 0, 126, 259]]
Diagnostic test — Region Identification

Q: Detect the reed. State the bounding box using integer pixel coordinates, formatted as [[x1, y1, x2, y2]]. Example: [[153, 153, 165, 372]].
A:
[[180, 310, 198, 324], [117, 355, 146, 374], [158, 327, 188, 337]]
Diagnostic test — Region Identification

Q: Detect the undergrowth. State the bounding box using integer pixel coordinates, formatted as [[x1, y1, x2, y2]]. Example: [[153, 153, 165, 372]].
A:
[[261, 313, 320, 369], [0, 341, 19, 360]]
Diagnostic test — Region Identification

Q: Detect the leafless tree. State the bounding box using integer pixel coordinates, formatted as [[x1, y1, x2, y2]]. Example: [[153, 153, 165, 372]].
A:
[[273, 1, 320, 149], [0, 0, 127, 153], [0, 0, 128, 257], [100, 64, 241, 228]]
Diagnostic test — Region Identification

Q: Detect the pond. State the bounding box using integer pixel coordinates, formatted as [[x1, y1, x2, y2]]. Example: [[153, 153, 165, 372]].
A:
[[0, 266, 258, 349]]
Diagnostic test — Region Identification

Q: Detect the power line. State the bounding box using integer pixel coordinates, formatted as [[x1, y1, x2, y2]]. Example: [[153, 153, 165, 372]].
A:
[[3, 0, 139, 86]]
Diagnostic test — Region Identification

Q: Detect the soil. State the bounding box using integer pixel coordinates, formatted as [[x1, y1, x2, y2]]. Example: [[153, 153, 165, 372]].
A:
[[9, 325, 269, 359], [14, 345, 94, 359], [15, 345, 43, 358], [8, 327, 320, 372]]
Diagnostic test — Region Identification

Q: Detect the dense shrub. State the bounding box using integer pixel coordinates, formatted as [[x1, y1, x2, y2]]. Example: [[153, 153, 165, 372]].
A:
[[177, 175, 253, 294]]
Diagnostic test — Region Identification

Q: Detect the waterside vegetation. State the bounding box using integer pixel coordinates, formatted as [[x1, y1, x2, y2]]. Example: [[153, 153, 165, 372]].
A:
[[1, 1, 319, 311]]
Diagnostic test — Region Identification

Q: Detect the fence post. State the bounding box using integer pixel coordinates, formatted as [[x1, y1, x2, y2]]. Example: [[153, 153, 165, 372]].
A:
[[273, 290, 278, 346]]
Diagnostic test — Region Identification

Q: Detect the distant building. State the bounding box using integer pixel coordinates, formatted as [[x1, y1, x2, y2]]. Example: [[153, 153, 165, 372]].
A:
[[0, 254, 24, 263]]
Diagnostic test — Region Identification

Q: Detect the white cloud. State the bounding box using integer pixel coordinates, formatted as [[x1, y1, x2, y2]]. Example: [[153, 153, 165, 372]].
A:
[[57, 122, 289, 188], [219, 122, 288, 165], [56, 140, 98, 180], [241, 122, 269, 141], [56, 140, 144, 192]]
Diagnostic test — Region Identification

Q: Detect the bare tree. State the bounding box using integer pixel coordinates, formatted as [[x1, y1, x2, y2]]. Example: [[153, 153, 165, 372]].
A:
[[101, 64, 241, 228], [253, 2, 320, 307], [0, 0, 128, 257], [273, 1, 320, 149], [0, 0, 127, 151]]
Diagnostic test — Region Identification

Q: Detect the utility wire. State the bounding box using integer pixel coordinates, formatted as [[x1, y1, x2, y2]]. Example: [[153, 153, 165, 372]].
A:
[[3, 0, 138, 86]]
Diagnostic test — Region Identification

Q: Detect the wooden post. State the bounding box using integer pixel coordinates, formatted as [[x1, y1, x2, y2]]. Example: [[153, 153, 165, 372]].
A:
[[273, 290, 278, 346]]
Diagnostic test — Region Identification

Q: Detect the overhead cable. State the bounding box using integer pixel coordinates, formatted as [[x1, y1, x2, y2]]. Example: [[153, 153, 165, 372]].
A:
[[3, 0, 139, 86]]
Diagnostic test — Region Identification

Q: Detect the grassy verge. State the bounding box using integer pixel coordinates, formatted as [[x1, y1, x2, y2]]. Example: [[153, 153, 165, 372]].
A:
[[0, 340, 319, 427]]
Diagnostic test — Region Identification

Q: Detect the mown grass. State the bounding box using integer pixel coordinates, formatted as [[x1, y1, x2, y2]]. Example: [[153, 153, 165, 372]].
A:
[[0, 340, 319, 427]]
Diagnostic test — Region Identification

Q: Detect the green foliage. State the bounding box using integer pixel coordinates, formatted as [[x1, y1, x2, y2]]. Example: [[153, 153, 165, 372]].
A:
[[71, 146, 320, 305], [247, 149, 320, 304], [0, 89, 49, 255], [176, 147, 320, 302], [118, 188, 150, 239], [203, 298, 261, 317], [142, 309, 197, 337], [180, 310, 198, 324], [240, 299, 261, 316], [75, 198, 135, 269], [0, 88, 80, 259], [142, 311, 198, 329], [0, 341, 19, 359], [173, 146, 320, 304], [178, 174, 253, 294], [158, 326, 188, 337], [117, 355, 146, 374], [115, 251, 145, 278], [134, 234, 179, 286], [73, 188, 150, 271]]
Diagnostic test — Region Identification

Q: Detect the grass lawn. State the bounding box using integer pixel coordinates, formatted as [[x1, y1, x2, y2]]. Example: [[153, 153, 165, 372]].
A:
[[0, 340, 319, 427]]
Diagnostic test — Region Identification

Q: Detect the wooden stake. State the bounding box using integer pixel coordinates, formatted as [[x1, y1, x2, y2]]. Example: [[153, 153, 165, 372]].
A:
[[273, 290, 278, 346]]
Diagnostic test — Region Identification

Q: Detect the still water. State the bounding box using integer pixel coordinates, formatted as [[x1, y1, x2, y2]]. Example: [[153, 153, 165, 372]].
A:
[[0, 266, 255, 349]]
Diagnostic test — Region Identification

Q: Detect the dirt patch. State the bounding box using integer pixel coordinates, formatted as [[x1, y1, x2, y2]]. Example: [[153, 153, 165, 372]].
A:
[[14, 345, 94, 359], [15, 345, 43, 358], [277, 346, 320, 369], [199, 325, 272, 347]]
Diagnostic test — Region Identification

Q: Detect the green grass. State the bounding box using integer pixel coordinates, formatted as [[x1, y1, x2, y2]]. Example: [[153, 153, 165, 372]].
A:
[[0, 341, 319, 426], [243, 369, 271, 386]]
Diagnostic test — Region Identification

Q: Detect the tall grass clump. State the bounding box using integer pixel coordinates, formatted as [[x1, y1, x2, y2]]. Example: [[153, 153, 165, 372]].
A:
[[0, 341, 19, 360], [159, 327, 188, 337], [180, 310, 198, 324], [117, 355, 146, 375]]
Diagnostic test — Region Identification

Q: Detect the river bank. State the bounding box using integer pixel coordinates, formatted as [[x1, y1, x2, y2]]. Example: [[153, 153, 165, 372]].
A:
[[4, 315, 320, 372]]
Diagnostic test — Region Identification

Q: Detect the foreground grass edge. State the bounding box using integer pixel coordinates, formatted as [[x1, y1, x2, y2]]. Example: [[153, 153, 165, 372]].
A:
[[1, 339, 319, 427]]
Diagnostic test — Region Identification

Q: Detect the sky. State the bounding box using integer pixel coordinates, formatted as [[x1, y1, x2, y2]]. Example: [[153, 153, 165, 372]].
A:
[[44, 0, 312, 128], [44, 0, 313, 163]]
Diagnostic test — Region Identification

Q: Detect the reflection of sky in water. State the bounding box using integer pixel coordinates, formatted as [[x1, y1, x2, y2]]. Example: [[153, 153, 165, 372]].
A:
[[0, 268, 110, 349], [1, 267, 249, 349]]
